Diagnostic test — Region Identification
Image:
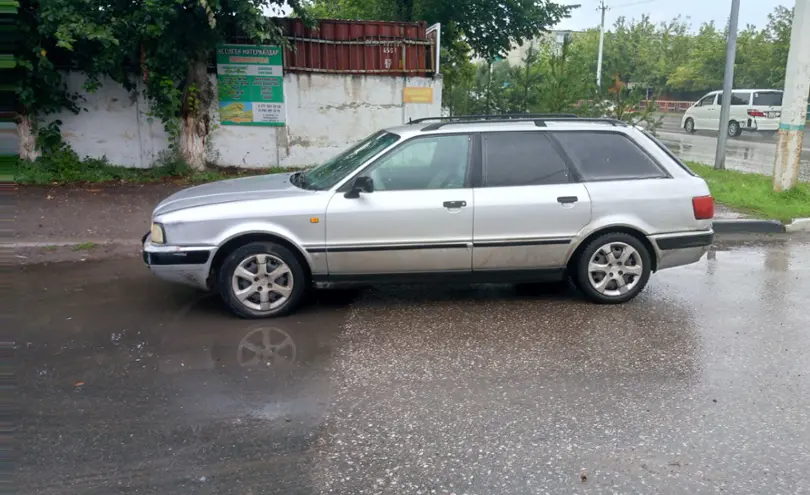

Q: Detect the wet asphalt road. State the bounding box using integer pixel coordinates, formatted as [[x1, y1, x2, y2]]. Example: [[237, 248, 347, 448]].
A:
[[656, 115, 810, 181], [15, 238, 810, 494]]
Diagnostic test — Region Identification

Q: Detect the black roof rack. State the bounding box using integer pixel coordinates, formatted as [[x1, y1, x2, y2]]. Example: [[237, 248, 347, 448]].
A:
[[409, 114, 627, 131], [408, 113, 578, 124]]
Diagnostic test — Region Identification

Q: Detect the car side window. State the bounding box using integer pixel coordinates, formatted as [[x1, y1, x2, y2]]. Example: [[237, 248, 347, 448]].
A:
[[731, 92, 750, 105], [553, 132, 667, 181], [363, 134, 470, 191], [481, 132, 570, 187], [697, 94, 715, 106]]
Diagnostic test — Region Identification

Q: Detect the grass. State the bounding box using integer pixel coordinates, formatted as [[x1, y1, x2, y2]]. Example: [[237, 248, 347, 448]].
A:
[[71, 242, 98, 251], [13, 150, 298, 186], [688, 162, 810, 223]]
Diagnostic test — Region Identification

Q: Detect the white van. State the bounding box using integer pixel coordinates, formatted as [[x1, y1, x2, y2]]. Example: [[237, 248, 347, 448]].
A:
[[681, 89, 783, 137]]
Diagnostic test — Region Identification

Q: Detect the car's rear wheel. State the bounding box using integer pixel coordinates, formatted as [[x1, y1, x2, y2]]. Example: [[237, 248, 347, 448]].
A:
[[728, 120, 742, 137], [575, 233, 652, 304], [218, 242, 308, 318], [684, 117, 695, 133]]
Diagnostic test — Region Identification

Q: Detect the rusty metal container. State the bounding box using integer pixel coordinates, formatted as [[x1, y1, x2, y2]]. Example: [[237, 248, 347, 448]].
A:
[[276, 18, 434, 76]]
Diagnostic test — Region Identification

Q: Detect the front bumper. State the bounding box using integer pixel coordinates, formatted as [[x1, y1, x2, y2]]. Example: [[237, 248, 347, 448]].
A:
[[142, 233, 214, 290], [651, 231, 714, 271]]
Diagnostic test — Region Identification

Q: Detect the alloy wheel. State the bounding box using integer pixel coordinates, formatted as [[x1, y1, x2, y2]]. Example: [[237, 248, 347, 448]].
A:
[[728, 122, 739, 137], [231, 254, 294, 312], [587, 242, 644, 297]]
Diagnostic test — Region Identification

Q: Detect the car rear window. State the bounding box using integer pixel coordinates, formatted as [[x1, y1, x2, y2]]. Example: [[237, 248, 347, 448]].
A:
[[553, 132, 667, 181], [753, 91, 783, 106], [482, 132, 570, 187]]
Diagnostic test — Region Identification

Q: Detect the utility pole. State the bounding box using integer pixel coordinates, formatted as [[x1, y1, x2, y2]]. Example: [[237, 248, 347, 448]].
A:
[[713, 0, 740, 170], [773, 0, 810, 192], [596, 0, 608, 88]]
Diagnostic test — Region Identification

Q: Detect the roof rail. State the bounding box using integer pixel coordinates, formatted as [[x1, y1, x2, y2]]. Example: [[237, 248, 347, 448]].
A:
[[408, 113, 578, 124], [417, 116, 627, 131]]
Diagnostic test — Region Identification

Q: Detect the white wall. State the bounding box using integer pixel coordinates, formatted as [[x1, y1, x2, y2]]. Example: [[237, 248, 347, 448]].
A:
[[52, 72, 443, 169]]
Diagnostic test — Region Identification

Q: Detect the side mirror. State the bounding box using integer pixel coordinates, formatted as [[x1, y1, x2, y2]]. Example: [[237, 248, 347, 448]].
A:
[[344, 176, 374, 198]]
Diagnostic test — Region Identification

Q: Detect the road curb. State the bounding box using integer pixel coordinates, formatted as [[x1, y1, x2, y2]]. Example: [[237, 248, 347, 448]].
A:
[[785, 218, 810, 233], [7, 239, 140, 249], [712, 219, 786, 234]]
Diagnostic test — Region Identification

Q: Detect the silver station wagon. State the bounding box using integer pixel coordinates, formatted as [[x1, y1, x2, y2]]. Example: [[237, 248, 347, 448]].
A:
[[143, 114, 715, 318]]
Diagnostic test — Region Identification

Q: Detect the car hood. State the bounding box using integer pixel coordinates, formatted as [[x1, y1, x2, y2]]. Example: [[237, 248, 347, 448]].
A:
[[154, 173, 309, 216]]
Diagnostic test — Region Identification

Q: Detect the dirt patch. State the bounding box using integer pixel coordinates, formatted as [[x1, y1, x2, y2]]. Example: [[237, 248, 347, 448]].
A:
[[14, 183, 186, 243]]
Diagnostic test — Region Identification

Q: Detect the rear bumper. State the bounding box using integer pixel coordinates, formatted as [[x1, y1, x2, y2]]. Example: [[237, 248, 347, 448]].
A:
[[142, 233, 214, 290], [651, 231, 714, 271], [742, 118, 780, 132]]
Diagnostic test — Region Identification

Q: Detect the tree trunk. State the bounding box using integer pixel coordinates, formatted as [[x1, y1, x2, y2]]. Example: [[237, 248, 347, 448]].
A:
[[179, 59, 212, 170], [18, 114, 40, 161]]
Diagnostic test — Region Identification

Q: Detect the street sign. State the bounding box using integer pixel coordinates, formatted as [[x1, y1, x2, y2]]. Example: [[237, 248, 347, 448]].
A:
[[216, 44, 285, 126]]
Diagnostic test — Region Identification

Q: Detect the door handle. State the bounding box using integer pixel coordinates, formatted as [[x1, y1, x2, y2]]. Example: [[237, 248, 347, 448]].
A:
[[443, 201, 467, 208], [557, 196, 578, 204]]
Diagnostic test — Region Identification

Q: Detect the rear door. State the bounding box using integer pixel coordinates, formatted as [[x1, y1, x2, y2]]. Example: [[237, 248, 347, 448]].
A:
[[730, 91, 751, 124], [552, 131, 686, 234], [472, 132, 591, 270]]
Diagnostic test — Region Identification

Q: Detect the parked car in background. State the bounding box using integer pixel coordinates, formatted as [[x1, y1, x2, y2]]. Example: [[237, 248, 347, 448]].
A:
[[143, 114, 715, 319], [681, 89, 783, 137]]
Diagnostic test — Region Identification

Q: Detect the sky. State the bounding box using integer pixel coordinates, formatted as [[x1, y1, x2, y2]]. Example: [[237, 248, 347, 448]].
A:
[[553, 0, 787, 32]]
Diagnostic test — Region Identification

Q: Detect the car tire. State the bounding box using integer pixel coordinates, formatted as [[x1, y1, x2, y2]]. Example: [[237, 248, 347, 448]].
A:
[[728, 120, 742, 137], [684, 118, 695, 133], [575, 233, 652, 304], [218, 241, 308, 319]]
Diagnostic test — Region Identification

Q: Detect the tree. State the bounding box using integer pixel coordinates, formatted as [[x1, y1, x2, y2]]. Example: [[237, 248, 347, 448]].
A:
[[537, 34, 594, 113], [763, 5, 793, 88], [14, 0, 82, 160], [41, 0, 305, 170]]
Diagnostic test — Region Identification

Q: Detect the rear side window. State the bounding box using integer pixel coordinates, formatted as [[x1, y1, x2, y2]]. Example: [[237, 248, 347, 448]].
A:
[[482, 133, 570, 187], [553, 132, 667, 181], [731, 92, 750, 105], [753, 91, 783, 106]]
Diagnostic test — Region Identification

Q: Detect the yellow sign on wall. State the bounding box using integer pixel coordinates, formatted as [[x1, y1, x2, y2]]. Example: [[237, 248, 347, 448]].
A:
[[403, 87, 434, 104]]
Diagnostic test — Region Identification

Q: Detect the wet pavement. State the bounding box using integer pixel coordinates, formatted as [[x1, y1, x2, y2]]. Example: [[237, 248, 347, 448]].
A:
[[14, 238, 810, 494], [656, 115, 810, 181]]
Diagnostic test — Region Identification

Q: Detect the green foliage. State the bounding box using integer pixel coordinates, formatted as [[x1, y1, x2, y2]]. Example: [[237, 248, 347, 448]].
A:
[[445, 5, 795, 117], [15, 1, 81, 120], [14, 150, 298, 185], [688, 162, 810, 223], [38, 0, 306, 149]]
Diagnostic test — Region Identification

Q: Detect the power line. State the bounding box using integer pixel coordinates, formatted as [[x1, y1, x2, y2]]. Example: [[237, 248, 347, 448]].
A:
[[612, 0, 663, 9]]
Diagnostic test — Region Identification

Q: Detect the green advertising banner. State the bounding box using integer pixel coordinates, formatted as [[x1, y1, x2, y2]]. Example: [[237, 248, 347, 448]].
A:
[[216, 44, 285, 126]]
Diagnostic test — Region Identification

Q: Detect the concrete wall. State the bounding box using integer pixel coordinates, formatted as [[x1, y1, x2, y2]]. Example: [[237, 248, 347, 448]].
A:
[[53, 72, 443, 168]]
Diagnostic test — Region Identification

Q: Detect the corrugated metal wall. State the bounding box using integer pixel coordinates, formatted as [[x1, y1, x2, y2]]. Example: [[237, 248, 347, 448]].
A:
[[276, 18, 434, 76]]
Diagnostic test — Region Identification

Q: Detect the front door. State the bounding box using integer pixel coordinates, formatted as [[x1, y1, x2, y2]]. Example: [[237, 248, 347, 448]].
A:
[[694, 93, 718, 130], [472, 132, 591, 270], [325, 133, 474, 274]]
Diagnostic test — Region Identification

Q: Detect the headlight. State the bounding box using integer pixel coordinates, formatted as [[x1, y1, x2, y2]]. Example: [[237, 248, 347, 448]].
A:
[[150, 222, 166, 244]]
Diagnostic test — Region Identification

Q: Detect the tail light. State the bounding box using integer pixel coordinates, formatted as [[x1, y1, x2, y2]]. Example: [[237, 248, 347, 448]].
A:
[[693, 196, 714, 220], [747, 109, 766, 117]]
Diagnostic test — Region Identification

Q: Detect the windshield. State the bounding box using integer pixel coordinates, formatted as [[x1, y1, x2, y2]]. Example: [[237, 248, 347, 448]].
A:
[[297, 131, 401, 190]]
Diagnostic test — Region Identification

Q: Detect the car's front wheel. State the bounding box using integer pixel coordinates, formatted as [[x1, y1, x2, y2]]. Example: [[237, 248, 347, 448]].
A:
[[684, 117, 695, 133], [218, 242, 308, 318], [575, 233, 652, 304]]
